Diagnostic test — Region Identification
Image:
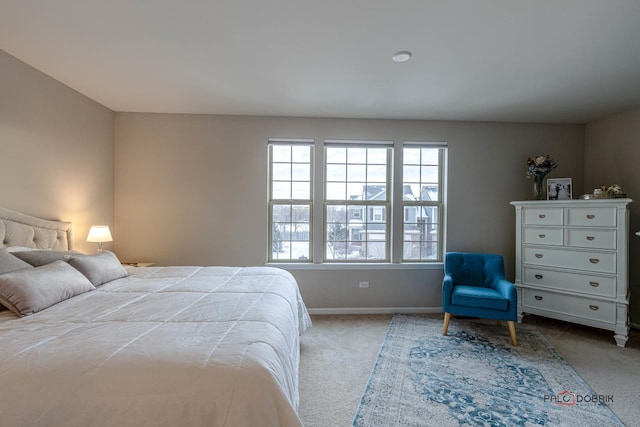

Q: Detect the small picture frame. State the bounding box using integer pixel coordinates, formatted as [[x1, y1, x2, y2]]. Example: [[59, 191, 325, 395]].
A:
[[547, 178, 572, 200]]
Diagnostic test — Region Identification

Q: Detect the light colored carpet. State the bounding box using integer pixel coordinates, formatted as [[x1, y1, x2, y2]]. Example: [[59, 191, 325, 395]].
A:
[[298, 314, 640, 427], [298, 314, 392, 426]]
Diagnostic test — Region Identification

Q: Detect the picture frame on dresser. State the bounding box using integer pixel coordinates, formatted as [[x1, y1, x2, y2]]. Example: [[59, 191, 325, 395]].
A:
[[547, 177, 572, 200], [511, 199, 632, 347]]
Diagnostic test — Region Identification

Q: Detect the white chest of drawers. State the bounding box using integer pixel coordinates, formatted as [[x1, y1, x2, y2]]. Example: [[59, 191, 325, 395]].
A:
[[511, 199, 632, 347]]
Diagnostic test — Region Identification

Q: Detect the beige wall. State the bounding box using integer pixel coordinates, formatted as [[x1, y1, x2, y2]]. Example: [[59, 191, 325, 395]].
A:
[[585, 107, 640, 325], [114, 113, 584, 310], [0, 50, 115, 253], [1, 47, 596, 314]]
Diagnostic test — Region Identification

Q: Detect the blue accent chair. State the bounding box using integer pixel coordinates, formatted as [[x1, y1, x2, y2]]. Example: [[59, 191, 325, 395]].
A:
[[442, 252, 518, 345]]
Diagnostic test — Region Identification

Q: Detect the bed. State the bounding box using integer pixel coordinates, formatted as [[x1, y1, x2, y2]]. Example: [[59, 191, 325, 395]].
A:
[[0, 207, 311, 427]]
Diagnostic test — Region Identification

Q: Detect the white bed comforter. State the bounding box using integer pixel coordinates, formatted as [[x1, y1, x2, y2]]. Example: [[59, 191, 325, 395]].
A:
[[0, 266, 311, 427]]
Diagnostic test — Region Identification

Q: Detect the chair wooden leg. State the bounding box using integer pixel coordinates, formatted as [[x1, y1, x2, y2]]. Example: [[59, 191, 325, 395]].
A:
[[508, 321, 517, 346], [443, 312, 451, 335]]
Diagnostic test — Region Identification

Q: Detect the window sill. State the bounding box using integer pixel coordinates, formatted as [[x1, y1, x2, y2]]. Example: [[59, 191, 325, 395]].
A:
[[265, 262, 444, 271]]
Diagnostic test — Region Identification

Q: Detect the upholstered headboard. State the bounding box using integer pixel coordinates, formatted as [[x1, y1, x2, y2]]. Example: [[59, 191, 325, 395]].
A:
[[0, 207, 73, 251]]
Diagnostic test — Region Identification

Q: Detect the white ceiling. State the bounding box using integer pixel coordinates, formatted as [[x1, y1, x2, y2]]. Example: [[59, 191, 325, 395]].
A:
[[2, 0, 640, 124]]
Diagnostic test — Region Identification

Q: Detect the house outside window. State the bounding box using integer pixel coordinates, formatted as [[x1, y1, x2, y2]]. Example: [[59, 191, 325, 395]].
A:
[[268, 140, 446, 263], [402, 145, 445, 261], [325, 142, 392, 261], [268, 141, 313, 262]]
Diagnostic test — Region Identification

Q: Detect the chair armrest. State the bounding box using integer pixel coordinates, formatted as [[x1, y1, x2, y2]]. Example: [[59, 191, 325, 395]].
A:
[[494, 279, 516, 300], [442, 274, 454, 309], [443, 274, 453, 291]]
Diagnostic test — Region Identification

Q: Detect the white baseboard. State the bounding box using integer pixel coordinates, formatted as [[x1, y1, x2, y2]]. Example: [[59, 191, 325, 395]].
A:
[[307, 307, 442, 316]]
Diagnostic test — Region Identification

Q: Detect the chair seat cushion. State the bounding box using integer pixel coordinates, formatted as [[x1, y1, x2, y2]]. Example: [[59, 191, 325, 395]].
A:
[[451, 285, 509, 311]]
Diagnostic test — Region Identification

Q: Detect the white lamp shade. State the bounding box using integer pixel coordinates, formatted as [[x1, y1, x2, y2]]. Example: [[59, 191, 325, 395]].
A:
[[86, 225, 113, 243]]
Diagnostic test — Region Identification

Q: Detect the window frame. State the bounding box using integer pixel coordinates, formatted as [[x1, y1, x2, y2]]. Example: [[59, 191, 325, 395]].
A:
[[323, 141, 393, 263], [267, 140, 314, 263], [268, 139, 447, 264], [400, 143, 447, 262]]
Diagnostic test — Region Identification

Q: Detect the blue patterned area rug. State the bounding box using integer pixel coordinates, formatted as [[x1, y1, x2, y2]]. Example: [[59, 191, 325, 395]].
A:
[[353, 314, 623, 427]]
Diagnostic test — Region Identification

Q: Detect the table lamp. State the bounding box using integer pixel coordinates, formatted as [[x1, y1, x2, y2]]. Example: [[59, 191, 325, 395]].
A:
[[86, 225, 113, 252]]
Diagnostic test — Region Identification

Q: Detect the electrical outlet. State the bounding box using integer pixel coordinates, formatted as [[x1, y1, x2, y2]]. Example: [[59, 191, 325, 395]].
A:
[[359, 281, 369, 288]]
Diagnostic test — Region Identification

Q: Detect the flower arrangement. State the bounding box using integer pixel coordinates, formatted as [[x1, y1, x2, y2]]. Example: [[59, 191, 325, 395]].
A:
[[526, 155, 558, 179], [526, 155, 558, 199]]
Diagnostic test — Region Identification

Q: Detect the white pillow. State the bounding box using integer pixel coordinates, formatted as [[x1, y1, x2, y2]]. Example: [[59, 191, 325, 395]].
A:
[[12, 250, 81, 267], [5, 246, 47, 253], [0, 248, 33, 275], [68, 251, 128, 286], [0, 260, 95, 316]]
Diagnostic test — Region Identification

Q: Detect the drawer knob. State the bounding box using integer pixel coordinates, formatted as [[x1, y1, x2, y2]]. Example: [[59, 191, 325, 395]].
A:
[[535, 296, 543, 301], [586, 236, 595, 241], [535, 274, 543, 279], [535, 253, 544, 258], [589, 305, 599, 311], [539, 234, 546, 238], [538, 214, 546, 219], [586, 214, 595, 219], [589, 281, 600, 287], [589, 258, 600, 264]]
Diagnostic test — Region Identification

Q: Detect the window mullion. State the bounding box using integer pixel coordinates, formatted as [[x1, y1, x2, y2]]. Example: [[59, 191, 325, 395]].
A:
[[391, 140, 403, 263], [312, 140, 324, 263]]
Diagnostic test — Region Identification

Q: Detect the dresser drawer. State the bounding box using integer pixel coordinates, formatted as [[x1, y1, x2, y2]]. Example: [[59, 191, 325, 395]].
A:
[[523, 247, 616, 274], [522, 288, 615, 324], [523, 267, 616, 298], [523, 208, 563, 225], [566, 207, 616, 227], [523, 227, 563, 245], [566, 228, 616, 250]]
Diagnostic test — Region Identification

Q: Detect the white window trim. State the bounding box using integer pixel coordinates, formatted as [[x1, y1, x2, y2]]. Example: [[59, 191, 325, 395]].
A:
[[268, 139, 447, 264], [265, 262, 445, 270], [395, 142, 447, 263], [267, 140, 314, 263], [322, 141, 393, 263]]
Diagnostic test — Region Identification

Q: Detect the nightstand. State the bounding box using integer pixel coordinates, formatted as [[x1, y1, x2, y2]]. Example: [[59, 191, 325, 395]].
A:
[[121, 262, 155, 267]]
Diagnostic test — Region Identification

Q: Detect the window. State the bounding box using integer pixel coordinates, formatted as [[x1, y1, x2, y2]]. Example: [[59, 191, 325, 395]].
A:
[[325, 143, 392, 261], [268, 141, 313, 262], [402, 146, 445, 261], [268, 140, 446, 263]]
